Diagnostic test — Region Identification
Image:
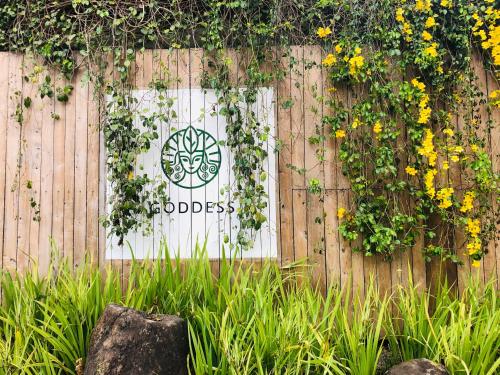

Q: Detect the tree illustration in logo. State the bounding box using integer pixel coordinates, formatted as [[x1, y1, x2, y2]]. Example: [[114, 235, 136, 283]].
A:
[[161, 125, 221, 188]]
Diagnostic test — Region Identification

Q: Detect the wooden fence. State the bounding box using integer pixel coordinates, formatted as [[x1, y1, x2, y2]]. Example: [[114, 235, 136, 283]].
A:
[[0, 48, 498, 296]]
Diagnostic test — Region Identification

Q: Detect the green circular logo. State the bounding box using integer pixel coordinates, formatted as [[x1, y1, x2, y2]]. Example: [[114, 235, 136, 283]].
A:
[[161, 125, 222, 189]]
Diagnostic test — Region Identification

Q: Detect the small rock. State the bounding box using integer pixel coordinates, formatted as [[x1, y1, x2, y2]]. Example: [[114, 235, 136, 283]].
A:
[[84, 304, 188, 375], [386, 359, 448, 375]]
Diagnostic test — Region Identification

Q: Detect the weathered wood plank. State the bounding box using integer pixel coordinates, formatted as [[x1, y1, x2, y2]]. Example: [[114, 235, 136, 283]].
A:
[[304, 45, 325, 291], [277, 48, 294, 267], [0, 52, 10, 276], [18, 56, 39, 273], [3, 54, 23, 273], [73, 61, 89, 269], [52, 72, 67, 259], [290, 46, 305, 190], [322, 51, 341, 289], [473, 56, 497, 286], [87, 63, 100, 267], [485, 66, 499, 289], [64, 61, 77, 268], [38, 65, 56, 275]]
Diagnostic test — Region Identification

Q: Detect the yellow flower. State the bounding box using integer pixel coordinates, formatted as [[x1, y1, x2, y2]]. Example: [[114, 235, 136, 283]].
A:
[[411, 78, 426, 91], [128, 171, 134, 180], [482, 41, 491, 49], [424, 43, 439, 58], [466, 218, 481, 237], [454, 146, 464, 153], [436, 187, 454, 209], [348, 55, 364, 76], [373, 121, 382, 134], [418, 107, 431, 124], [352, 117, 361, 129], [418, 106, 431, 124], [442, 161, 449, 170], [450, 155, 460, 162], [443, 128, 454, 137], [471, 260, 480, 268], [322, 53, 337, 67], [317, 27, 332, 38], [425, 16, 436, 28], [405, 166, 417, 176], [440, 0, 452, 8], [490, 90, 500, 99], [396, 8, 405, 23], [335, 129, 346, 138], [467, 238, 481, 255], [424, 169, 437, 198], [335, 44, 343, 53], [354, 47, 362, 55], [473, 20, 484, 31], [422, 30, 432, 41], [402, 22, 413, 39], [418, 128, 437, 166], [415, 0, 431, 12], [337, 207, 346, 219], [460, 191, 475, 213], [470, 144, 479, 153]]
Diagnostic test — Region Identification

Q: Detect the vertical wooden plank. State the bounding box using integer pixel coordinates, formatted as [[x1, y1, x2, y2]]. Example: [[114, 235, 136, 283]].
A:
[[485, 63, 499, 289], [453, 93, 470, 294], [471, 56, 496, 286], [3, 54, 22, 273], [292, 189, 307, 263], [28, 62, 45, 273], [321, 51, 341, 288], [0, 52, 10, 276], [38, 66, 56, 275], [87, 62, 101, 266], [333, 83, 352, 290], [290, 46, 305, 190], [18, 56, 39, 274], [411, 200, 426, 292], [392, 70, 411, 293], [337, 190, 352, 290], [290, 46, 307, 266], [52, 73, 67, 258], [304, 46, 325, 291], [324, 190, 341, 287], [277, 48, 293, 266], [64, 61, 77, 269], [347, 88, 364, 301], [73, 60, 89, 269]]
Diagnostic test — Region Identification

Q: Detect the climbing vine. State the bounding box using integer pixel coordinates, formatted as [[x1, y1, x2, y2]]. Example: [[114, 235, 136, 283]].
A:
[[316, 0, 499, 265], [0, 0, 498, 263]]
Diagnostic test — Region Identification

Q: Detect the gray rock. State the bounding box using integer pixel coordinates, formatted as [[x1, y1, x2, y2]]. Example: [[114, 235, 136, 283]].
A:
[[84, 304, 188, 375], [386, 359, 448, 375]]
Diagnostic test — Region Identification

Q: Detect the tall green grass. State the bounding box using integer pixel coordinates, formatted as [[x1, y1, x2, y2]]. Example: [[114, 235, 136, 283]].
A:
[[0, 243, 498, 375]]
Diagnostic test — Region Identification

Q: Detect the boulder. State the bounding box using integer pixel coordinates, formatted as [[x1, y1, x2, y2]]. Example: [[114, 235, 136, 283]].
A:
[[84, 304, 188, 375], [386, 359, 448, 375]]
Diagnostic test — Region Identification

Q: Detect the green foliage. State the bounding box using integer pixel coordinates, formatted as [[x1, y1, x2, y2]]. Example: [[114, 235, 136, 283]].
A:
[[1, 244, 499, 374], [316, 0, 499, 262], [0, 0, 497, 258]]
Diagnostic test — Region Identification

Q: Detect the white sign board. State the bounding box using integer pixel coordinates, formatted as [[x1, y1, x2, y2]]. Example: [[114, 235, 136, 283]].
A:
[[106, 88, 277, 260]]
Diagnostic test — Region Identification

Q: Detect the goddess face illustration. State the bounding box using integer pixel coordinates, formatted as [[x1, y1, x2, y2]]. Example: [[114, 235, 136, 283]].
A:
[[162, 125, 221, 189]]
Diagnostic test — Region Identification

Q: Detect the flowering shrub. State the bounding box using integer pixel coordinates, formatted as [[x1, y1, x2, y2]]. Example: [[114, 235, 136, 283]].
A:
[[318, 0, 498, 265]]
